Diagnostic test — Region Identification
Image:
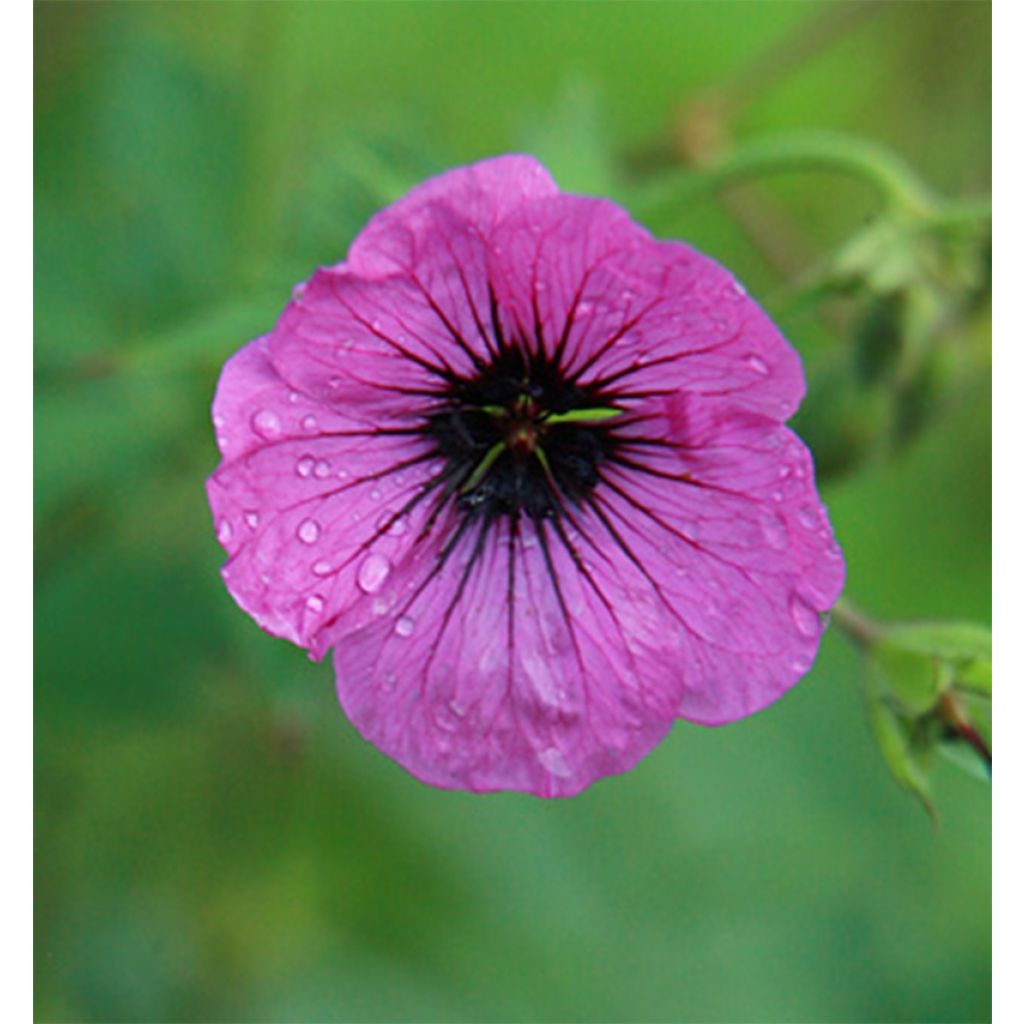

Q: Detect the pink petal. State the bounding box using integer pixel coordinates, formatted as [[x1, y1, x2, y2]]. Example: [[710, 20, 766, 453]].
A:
[[347, 155, 558, 278], [208, 337, 447, 650], [330, 510, 681, 797], [487, 195, 805, 420]]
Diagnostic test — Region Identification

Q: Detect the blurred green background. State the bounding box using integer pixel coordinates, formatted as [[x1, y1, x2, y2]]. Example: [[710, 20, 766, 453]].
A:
[[35, 3, 991, 1022]]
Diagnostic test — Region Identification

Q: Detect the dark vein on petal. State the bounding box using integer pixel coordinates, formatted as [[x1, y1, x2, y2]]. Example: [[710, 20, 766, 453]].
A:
[[533, 517, 588, 681], [409, 272, 490, 374]]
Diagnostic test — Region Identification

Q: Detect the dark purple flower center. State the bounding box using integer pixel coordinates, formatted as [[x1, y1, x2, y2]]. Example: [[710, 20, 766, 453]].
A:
[[422, 337, 621, 524]]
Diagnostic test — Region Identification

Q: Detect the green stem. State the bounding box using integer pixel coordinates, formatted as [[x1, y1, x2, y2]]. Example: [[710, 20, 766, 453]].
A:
[[545, 407, 623, 425], [636, 132, 940, 221], [831, 597, 884, 650], [460, 442, 504, 494]]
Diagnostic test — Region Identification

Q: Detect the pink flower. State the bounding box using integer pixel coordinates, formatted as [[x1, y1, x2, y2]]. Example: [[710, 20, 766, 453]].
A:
[[207, 155, 844, 796]]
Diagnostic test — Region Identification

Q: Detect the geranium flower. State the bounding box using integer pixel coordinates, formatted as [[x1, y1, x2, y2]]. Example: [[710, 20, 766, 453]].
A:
[[207, 155, 844, 796]]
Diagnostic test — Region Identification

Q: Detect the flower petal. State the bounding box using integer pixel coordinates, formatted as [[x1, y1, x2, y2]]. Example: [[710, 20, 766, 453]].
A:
[[330, 510, 683, 797], [348, 155, 558, 278], [592, 401, 845, 725], [487, 195, 805, 420], [208, 340, 448, 650]]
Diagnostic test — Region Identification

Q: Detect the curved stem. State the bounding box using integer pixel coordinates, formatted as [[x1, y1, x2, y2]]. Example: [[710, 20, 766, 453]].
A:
[[636, 131, 941, 220], [830, 596, 884, 650]]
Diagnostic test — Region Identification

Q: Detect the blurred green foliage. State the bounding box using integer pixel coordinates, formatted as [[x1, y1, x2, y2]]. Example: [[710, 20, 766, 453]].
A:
[[35, 3, 990, 1022]]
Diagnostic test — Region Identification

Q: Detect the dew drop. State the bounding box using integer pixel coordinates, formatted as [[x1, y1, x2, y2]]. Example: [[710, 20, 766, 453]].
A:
[[297, 519, 321, 544], [356, 552, 390, 593], [435, 706, 459, 732], [244, 511, 260, 530], [313, 459, 331, 479], [449, 699, 466, 718], [301, 414, 318, 432], [369, 488, 381, 501], [312, 560, 333, 576], [395, 615, 415, 637], [746, 354, 769, 375], [382, 671, 397, 691], [216, 519, 233, 544], [790, 592, 821, 637], [761, 512, 788, 551], [296, 456, 315, 478], [328, 376, 344, 389], [797, 505, 821, 529], [728, 279, 748, 299], [287, 390, 300, 404], [336, 468, 349, 481], [251, 409, 282, 439], [306, 594, 325, 614], [372, 597, 390, 616], [539, 746, 573, 779], [377, 511, 407, 536]]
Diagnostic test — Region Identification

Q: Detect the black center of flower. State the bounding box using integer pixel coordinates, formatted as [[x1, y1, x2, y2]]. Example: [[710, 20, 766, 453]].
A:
[[423, 339, 621, 522]]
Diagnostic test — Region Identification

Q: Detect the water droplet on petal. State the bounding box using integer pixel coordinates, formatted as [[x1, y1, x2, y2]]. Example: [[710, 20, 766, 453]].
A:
[[369, 488, 381, 501], [301, 415, 318, 432], [314, 459, 331, 478], [449, 699, 466, 718], [395, 615, 415, 637], [790, 592, 821, 637], [287, 391, 300, 404], [356, 553, 390, 593], [336, 468, 349, 481], [372, 597, 389, 616], [217, 519, 233, 544], [382, 671, 397, 691], [798, 505, 821, 529], [791, 652, 813, 674], [297, 519, 321, 544], [296, 456, 315, 478], [312, 560, 333, 576], [761, 512, 788, 550], [746, 354, 769, 375], [729, 279, 748, 299], [244, 511, 260, 529], [306, 594, 324, 614], [539, 746, 573, 779], [377, 511, 407, 536], [434, 704, 461, 732], [251, 409, 282, 439]]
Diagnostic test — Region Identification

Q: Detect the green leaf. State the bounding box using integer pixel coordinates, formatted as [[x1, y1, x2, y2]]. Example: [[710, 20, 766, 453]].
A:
[[883, 621, 992, 697], [872, 642, 945, 715], [865, 672, 937, 824]]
